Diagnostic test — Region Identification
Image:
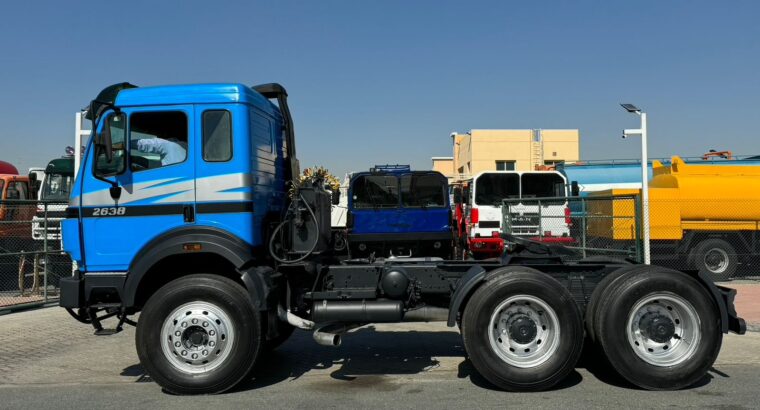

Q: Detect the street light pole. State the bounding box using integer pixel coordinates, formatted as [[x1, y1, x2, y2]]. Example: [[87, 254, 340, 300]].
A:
[[621, 104, 651, 265]]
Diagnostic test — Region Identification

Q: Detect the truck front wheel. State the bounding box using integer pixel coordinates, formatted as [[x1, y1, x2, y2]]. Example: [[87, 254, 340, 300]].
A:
[[595, 268, 721, 390], [136, 274, 262, 395], [461, 268, 584, 391]]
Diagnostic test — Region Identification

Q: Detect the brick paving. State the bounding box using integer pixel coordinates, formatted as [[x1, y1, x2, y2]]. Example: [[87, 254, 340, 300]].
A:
[[720, 282, 760, 331]]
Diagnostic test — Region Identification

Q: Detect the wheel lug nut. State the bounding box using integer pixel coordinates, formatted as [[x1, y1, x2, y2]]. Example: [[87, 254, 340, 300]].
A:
[[181, 322, 187, 328], [209, 330, 216, 336], [175, 341, 181, 347], [175, 331, 181, 337], [192, 319, 198, 324], [209, 341, 216, 347], [203, 350, 208, 356], [181, 350, 187, 356], [192, 353, 198, 359], [203, 321, 209, 327]]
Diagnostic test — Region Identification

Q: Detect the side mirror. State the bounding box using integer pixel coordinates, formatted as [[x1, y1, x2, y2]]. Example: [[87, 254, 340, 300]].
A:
[[28, 172, 37, 184], [332, 189, 341, 205], [571, 181, 580, 197]]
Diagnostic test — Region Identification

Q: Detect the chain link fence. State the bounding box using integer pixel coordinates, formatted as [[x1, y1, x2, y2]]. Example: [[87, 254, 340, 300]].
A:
[[0, 200, 71, 312], [502, 195, 760, 282]]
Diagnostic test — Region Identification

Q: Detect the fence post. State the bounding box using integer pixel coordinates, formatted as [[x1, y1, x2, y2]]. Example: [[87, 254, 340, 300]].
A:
[[581, 198, 587, 258], [537, 199, 543, 241], [634, 195, 643, 263], [43, 201, 48, 302]]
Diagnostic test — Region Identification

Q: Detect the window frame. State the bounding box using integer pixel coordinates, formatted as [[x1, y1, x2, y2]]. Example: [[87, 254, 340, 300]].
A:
[[399, 173, 447, 209], [202, 109, 233, 163], [351, 175, 401, 209], [128, 110, 190, 173], [495, 160, 516, 171]]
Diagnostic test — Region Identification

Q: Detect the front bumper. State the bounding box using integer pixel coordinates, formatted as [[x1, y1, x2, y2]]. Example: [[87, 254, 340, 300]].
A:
[[59, 270, 126, 309]]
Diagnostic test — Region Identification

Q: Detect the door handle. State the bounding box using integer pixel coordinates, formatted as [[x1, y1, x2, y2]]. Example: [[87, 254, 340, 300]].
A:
[[183, 205, 195, 223]]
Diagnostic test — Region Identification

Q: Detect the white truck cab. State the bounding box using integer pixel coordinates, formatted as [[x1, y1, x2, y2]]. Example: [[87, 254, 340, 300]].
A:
[[467, 170, 572, 258]]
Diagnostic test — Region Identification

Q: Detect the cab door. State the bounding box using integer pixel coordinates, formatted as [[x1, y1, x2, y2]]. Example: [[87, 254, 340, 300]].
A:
[[80, 106, 195, 272]]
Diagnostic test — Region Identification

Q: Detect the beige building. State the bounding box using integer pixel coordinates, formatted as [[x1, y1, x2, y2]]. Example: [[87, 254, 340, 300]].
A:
[[431, 157, 454, 180], [432, 129, 580, 181]]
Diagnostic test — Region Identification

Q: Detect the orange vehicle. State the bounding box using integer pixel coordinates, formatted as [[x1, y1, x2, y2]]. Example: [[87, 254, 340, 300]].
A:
[[0, 161, 35, 251]]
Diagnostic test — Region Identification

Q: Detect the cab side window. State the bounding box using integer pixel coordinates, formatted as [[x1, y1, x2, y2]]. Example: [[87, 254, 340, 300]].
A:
[[202, 110, 232, 162], [130, 111, 188, 172], [7, 181, 28, 200]]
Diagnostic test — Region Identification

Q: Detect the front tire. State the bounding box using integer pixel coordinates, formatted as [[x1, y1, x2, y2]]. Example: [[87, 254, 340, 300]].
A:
[[136, 274, 262, 395], [461, 268, 584, 391]]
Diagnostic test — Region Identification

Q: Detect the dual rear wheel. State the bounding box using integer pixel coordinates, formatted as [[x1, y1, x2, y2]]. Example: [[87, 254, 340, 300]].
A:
[[461, 266, 722, 391]]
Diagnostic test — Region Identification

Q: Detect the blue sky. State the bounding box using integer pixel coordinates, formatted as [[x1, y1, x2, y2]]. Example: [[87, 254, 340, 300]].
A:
[[0, 1, 758, 176]]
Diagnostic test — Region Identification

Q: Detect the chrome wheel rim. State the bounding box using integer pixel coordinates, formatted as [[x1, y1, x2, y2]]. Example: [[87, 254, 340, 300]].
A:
[[160, 302, 235, 374], [626, 292, 700, 367], [488, 294, 561, 368], [704, 248, 729, 274]]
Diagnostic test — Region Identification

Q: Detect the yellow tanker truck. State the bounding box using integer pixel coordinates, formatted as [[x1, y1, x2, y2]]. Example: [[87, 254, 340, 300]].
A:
[[588, 156, 760, 281]]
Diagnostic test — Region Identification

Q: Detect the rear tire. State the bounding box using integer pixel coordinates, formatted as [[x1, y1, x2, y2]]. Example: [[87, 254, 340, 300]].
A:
[[691, 238, 737, 282], [585, 264, 652, 344], [461, 268, 584, 391], [136, 274, 262, 395], [595, 267, 722, 390]]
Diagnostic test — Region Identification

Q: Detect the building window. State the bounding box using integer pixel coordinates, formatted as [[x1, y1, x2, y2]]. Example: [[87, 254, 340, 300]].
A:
[[495, 160, 515, 171]]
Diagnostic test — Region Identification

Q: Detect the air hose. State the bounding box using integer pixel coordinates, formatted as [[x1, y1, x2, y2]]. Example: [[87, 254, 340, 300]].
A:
[[268, 193, 321, 264]]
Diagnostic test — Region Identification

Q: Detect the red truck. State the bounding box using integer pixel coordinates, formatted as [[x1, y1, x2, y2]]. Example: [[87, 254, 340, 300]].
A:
[[0, 161, 35, 253]]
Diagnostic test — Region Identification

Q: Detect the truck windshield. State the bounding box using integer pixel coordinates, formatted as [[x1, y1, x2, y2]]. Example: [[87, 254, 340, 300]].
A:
[[41, 173, 73, 201], [521, 173, 565, 198], [475, 173, 519, 205], [352, 175, 399, 208], [400, 174, 446, 208]]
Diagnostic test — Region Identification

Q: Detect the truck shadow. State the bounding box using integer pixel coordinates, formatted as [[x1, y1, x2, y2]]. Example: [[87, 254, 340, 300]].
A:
[[121, 328, 719, 394], [235, 326, 584, 393], [576, 341, 714, 390]]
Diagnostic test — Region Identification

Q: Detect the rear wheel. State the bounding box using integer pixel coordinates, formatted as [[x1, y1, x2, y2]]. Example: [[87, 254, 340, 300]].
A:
[[461, 268, 584, 391], [585, 264, 652, 343], [691, 238, 737, 282], [595, 267, 722, 390], [136, 274, 262, 395]]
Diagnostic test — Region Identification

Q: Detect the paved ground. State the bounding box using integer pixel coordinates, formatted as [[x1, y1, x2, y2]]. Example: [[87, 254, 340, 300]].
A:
[[723, 282, 760, 331], [1, 303, 760, 409]]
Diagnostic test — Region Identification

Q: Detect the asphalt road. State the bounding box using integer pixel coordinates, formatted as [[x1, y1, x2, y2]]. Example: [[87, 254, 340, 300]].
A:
[[1, 307, 759, 409]]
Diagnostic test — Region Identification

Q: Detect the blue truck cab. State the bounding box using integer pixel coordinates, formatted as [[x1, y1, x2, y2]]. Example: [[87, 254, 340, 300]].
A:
[[347, 165, 452, 258], [62, 83, 293, 310]]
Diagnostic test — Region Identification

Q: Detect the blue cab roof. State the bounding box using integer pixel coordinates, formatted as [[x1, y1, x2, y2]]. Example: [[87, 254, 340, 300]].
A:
[[114, 83, 281, 117]]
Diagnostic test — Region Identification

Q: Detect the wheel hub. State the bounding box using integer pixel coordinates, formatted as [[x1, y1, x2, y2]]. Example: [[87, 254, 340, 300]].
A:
[[704, 248, 729, 273], [626, 293, 701, 367], [639, 313, 675, 343], [488, 295, 561, 369], [184, 326, 209, 347], [160, 302, 235, 374], [508, 315, 537, 344]]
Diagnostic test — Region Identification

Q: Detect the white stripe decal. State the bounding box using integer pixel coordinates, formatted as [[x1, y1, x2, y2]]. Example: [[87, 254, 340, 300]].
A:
[[80, 173, 251, 206]]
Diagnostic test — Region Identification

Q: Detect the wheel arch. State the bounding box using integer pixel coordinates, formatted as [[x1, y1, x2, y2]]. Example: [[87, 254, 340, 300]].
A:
[[123, 226, 272, 310]]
